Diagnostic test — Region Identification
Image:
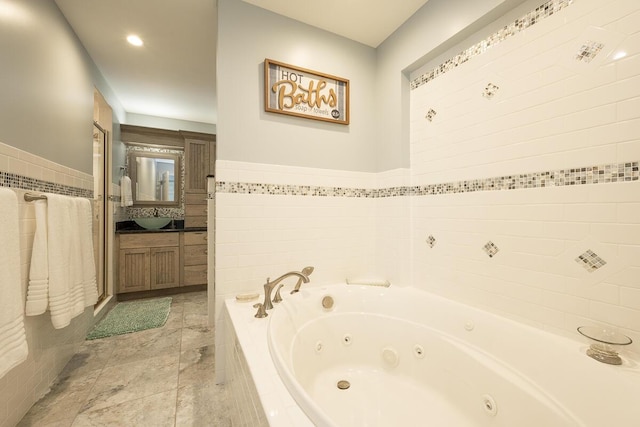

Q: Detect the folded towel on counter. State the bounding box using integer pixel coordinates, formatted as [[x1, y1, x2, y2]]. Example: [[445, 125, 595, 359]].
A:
[[26, 199, 49, 315], [0, 188, 29, 379], [120, 175, 133, 207]]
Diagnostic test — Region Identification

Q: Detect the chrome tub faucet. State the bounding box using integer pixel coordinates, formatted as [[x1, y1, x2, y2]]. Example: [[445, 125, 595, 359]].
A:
[[255, 266, 314, 317]]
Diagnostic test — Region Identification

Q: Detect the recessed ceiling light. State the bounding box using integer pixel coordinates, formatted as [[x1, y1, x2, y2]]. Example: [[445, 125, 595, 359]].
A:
[[126, 34, 143, 47]]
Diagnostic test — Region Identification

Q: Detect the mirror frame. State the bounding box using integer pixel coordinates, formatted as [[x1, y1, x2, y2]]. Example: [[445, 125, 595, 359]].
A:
[[128, 151, 181, 207]]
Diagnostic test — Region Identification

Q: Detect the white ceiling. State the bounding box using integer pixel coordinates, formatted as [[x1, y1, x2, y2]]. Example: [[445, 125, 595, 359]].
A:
[[54, 0, 429, 126], [242, 0, 429, 48]]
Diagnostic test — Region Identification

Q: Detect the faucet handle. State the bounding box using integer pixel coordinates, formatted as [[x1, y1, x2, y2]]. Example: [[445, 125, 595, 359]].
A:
[[253, 303, 268, 318], [273, 284, 284, 304]]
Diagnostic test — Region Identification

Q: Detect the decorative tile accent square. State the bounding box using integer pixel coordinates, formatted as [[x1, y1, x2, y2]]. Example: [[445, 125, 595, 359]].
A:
[[483, 83, 500, 99], [483, 241, 499, 258], [426, 235, 436, 248], [575, 249, 607, 272], [425, 109, 437, 122], [575, 40, 605, 63]]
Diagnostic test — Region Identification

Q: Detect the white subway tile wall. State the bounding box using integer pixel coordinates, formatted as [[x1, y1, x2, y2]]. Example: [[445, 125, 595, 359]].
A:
[[410, 0, 640, 353], [0, 142, 100, 427], [214, 0, 640, 391], [214, 161, 382, 380]]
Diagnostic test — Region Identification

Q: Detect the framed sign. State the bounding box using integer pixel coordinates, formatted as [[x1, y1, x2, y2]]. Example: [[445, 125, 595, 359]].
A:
[[264, 59, 350, 125]]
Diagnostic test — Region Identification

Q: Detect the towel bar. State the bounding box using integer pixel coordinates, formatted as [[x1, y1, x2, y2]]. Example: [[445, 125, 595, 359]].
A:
[[24, 193, 47, 202]]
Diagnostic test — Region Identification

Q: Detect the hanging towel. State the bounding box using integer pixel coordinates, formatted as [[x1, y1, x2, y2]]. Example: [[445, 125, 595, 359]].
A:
[[26, 199, 49, 315], [120, 175, 133, 207], [0, 188, 29, 379], [67, 197, 86, 318], [46, 194, 74, 329], [26, 195, 97, 329], [77, 198, 98, 307]]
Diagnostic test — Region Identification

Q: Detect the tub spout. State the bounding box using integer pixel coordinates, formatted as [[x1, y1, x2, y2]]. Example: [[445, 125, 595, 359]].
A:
[[262, 266, 314, 310]]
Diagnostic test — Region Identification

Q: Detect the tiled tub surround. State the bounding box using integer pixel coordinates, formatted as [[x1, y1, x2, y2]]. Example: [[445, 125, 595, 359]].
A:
[[0, 142, 103, 427], [410, 0, 575, 90], [215, 0, 640, 386], [213, 160, 410, 383], [224, 297, 312, 427], [409, 0, 640, 354]]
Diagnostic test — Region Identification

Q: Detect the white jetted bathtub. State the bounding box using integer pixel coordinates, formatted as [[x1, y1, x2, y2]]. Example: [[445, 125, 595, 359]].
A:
[[225, 284, 640, 426]]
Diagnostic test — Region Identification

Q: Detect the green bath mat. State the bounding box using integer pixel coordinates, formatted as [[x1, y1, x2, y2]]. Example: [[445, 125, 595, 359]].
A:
[[86, 297, 172, 340]]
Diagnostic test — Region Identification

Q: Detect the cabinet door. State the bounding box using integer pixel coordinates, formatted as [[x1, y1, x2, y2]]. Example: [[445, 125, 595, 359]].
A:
[[119, 248, 150, 293], [184, 264, 207, 286], [150, 246, 180, 289], [185, 139, 209, 193], [184, 244, 207, 266]]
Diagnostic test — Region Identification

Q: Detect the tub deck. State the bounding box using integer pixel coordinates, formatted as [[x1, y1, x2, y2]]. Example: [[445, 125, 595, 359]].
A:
[[225, 284, 640, 427]]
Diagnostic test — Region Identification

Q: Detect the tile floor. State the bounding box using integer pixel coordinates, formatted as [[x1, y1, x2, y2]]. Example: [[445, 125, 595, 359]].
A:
[[18, 291, 230, 427]]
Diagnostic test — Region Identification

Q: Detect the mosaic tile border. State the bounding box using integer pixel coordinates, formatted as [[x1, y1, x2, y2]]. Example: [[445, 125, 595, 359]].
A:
[[216, 182, 379, 198], [0, 171, 92, 198], [215, 161, 639, 198], [410, 0, 574, 90], [411, 162, 638, 196]]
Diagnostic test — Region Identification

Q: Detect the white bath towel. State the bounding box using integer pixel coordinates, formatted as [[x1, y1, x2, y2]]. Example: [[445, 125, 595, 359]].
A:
[[46, 194, 75, 329], [26, 195, 97, 329], [26, 199, 49, 315], [77, 198, 98, 307], [67, 197, 86, 318], [0, 188, 29, 379], [120, 175, 133, 207]]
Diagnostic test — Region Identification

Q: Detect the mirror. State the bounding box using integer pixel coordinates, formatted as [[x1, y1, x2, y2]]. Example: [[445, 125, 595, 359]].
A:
[[128, 151, 181, 206]]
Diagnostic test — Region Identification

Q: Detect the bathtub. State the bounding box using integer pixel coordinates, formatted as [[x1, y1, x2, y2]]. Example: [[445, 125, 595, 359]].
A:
[[224, 284, 640, 426]]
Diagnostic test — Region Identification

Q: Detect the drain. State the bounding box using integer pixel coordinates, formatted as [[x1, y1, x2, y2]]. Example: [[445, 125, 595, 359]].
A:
[[337, 380, 351, 390], [482, 394, 498, 417]]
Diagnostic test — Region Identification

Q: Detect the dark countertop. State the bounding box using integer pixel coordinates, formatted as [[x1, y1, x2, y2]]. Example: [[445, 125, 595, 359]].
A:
[[116, 220, 207, 234]]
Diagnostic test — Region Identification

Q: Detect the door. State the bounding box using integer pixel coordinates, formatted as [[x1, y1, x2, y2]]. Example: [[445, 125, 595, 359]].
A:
[[93, 122, 108, 304]]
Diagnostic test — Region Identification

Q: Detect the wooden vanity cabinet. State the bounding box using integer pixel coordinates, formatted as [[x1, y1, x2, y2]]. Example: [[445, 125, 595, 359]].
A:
[[185, 194, 208, 228], [117, 230, 208, 294], [118, 233, 181, 293], [183, 133, 215, 228]]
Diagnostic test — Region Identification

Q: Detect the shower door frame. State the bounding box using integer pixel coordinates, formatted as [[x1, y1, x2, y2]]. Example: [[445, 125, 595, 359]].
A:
[[93, 121, 109, 306]]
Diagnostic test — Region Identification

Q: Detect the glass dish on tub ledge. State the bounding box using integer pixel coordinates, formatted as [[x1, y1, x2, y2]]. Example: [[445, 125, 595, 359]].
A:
[[577, 326, 632, 365]]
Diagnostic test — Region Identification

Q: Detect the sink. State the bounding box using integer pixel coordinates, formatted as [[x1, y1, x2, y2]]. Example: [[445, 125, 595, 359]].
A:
[[134, 217, 172, 230]]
